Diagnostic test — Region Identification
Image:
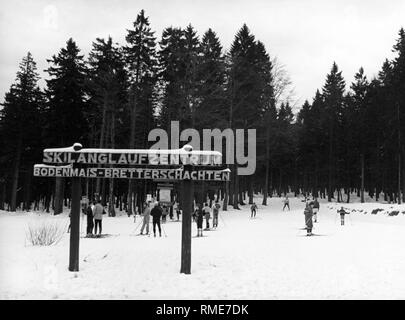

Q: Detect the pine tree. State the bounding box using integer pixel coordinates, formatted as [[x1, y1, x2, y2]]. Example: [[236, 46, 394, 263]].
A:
[[0, 53, 44, 211], [348, 67, 369, 202], [196, 28, 226, 129], [125, 10, 157, 215], [391, 28, 405, 203], [88, 36, 128, 214], [125, 9, 157, 149], [45, 38, 88, 214], [322, 62, 346, 201]]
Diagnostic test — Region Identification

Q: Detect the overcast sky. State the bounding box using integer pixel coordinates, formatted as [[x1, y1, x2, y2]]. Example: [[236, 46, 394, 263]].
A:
[[1, 0, 404, 109]]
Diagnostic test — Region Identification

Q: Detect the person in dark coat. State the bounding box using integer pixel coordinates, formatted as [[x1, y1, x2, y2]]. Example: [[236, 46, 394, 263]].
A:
[[251, 202, 258, 218], [83, 203, 94, 236], [203, 203, 211, 229], [283, 196, 290, 211], [304, 202, 313, 236], [195, 203, 204, 237], [161, 205, 168, 223], [150, 203, 163, 237], [338, 207, 346, 225]]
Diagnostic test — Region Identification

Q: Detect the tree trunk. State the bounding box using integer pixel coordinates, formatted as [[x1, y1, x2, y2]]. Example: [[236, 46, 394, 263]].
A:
[[23, 165, 33, 211], [10, 135, 22, 212], [54, 177, 65, 215]]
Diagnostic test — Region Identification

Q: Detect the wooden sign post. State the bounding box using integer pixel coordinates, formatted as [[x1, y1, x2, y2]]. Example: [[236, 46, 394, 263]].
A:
[[34, 143, 230, 273], [180, 165, 193, 274], [69, 177, 81, 272]]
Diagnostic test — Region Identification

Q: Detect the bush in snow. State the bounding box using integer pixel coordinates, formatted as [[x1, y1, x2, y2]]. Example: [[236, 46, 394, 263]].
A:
[[371, 208, 384, 215], [388, 210, 399, 216], [26, 220, 67, 246]]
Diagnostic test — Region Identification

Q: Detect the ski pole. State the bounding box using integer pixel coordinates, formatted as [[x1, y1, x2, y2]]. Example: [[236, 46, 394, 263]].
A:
[[132, 216, 144, 234], [161, 223, 168, 237], [219, 212, 227, 227]]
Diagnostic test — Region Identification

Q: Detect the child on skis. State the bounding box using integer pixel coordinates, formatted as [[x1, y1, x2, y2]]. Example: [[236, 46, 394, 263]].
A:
[[251, 202, 258, 218], [338, 207, 346, 225]]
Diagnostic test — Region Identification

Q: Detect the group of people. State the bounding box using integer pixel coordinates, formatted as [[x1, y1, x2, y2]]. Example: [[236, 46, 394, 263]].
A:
[[138, 199, 222, 238], [303, 197, 320, 236], [303, 197, 348, 236], [193, 201, 221, 237], [80, 200, 106, 237], [139, 201, 167, 237]]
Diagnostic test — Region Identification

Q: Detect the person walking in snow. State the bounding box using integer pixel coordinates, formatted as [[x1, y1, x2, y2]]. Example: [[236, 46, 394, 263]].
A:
[[203, 203, 211, 229], [161, 204, 168, 223], [212, 200, 221, 228], [173, 201, 181, 221], [251, 202, 258, 218], [93, 200, 105, 236], [150, 202, 163, 237], [312, 198, 320, 222], [338, 207, 346, 226], [283, 196, 290, 211], [140, 201, 151, 235], [304, 201, 314, 236], [83, 202, 94, 236], [195, 203, 204, 237]]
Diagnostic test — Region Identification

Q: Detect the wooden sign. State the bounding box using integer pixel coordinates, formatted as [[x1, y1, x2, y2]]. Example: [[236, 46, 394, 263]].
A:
[[33, 164, 230, 181], [33, 143, 230, 274]]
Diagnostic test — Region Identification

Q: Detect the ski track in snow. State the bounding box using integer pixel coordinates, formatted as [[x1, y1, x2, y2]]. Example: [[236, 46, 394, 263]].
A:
[[1, 197, 405, 299]]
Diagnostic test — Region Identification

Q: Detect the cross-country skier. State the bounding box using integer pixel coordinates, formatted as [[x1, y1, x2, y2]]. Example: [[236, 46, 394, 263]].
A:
[[195, 203, 204, 237], [151, 202, 163, 237], [283, 196, 290, 211], [212, 200, 221, 228], [304, 201, 313, 236], [203, 203, 211, 229], [161, 204, 168, 223], [251, 202, 258, 218], [93, 200, 105, 236], [338, 207, 346, 225], [312, 198, 320, 222], [140, 201, 151, 235], [83, 202, 94, 236], [173, 201, 181, 221]]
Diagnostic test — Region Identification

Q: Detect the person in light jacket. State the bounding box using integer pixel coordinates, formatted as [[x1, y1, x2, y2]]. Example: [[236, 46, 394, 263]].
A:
[[140, 201, 151, 235], [93, 200, 105, 235], [304, 202, 313, 236]]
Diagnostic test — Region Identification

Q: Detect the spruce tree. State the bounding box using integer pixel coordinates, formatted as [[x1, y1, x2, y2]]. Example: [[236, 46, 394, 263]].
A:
[[0, 53, 43, 211], [322, 62, 346, 201], [45, 38, 88, 214]]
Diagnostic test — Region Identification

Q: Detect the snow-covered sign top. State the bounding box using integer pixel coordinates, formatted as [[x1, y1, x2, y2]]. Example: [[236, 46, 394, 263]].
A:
[[43, 144, 222, 166]]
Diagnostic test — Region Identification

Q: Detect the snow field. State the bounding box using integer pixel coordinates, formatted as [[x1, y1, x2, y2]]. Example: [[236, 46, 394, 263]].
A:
[[1, 196, 405, 299]]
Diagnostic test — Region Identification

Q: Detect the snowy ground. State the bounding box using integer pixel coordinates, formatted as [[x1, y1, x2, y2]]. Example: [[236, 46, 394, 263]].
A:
[[1, 196, 405, 300]]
